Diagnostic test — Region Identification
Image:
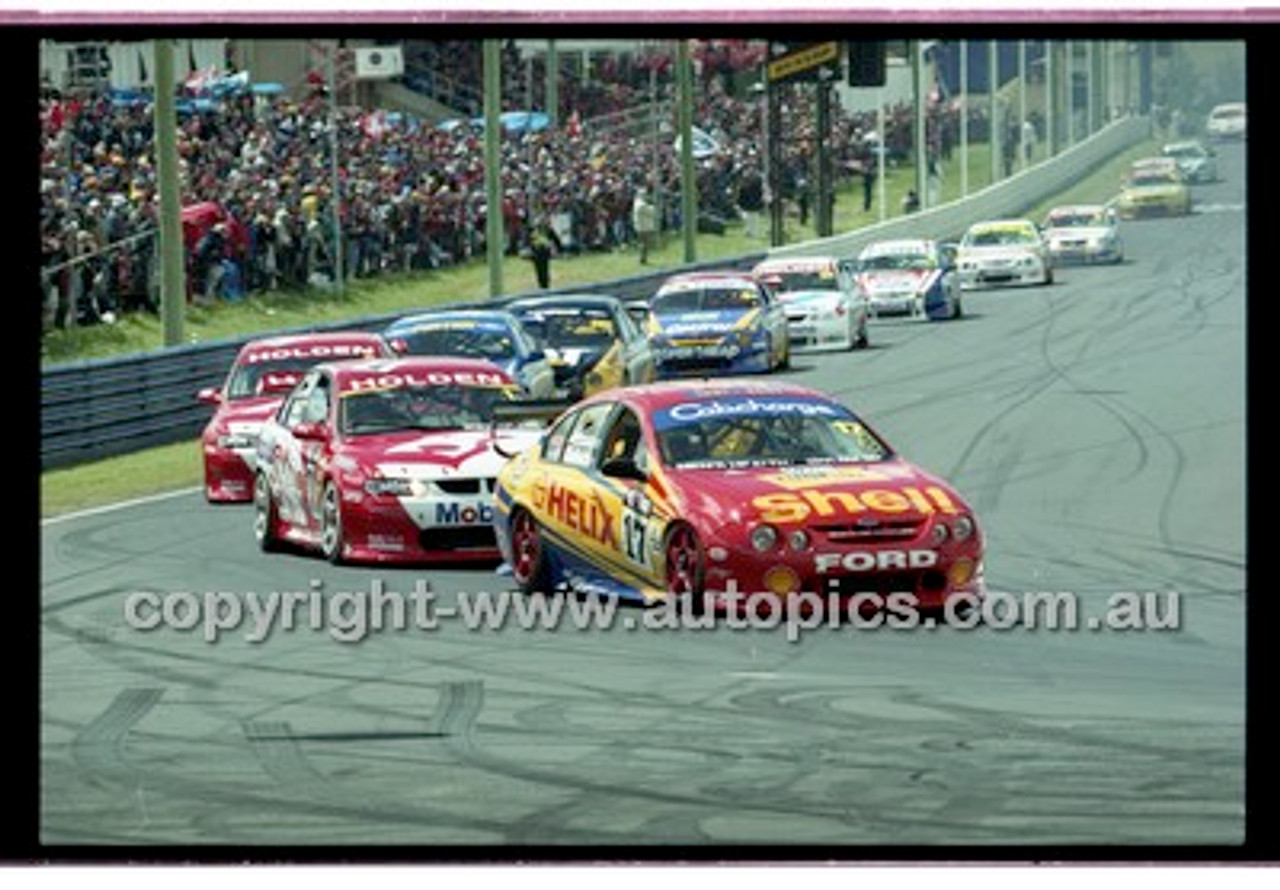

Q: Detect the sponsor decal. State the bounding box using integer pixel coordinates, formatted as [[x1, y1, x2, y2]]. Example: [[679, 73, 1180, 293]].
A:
[[532, 477, 619, 549], [664, 397, 843, 424], [435, 502, 495, 525], [244, 343, 379, 364], [814, 549, 939, 573], [342, 371, 508, 393], [757, 464, 916, 488], [751, 486, 959, 523]]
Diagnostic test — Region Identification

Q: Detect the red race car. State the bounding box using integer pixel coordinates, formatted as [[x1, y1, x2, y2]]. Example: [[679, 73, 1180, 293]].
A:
[[197, 332, 391, 502], [494, 378, 984, 617], [252, 356, 545, 565]]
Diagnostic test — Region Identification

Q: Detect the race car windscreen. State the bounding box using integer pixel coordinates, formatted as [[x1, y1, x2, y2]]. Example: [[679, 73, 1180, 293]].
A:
[[765, 270, 839, 292], [653, 396, 892, 468], [1127, 172, 1178, 188], [340, 383, 515, 436], [225, 360, 313, 399], [652, 285, 762, 314], [1048, 210, 1109, 228], [857, 251, 934, 271], [391, 324, 516, 362], [962, 228, 1036, 247], [516, 310, 616, 348]]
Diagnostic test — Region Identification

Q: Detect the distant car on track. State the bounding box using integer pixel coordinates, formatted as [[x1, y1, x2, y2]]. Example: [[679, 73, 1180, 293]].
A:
[[253, 356, 544, 565], [197, 331, 391, 503], [1040, 204, 1125, 265], [751, 255, 870, 350], [646, 271, 790, 378], [956, 219, 1053, 289], [383, 309, 555, 398], [1161, 139, 1218, 184], [1205, 102, 1246, 141], [506, 293, 656, 400], [1112, 157, 1192, 219], [851, 239, 963, 320], [493, 378, 985, 614]]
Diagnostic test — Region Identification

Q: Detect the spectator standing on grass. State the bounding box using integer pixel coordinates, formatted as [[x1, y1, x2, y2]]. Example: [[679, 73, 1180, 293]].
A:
[[632, 187, 657, 264], [528, 215, 562, 289]]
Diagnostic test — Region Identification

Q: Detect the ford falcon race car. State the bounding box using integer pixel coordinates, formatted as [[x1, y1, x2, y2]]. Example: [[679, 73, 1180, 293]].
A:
[[1161, 139, 1218, 184], [493, 379, 984, 616], [197, 332, 391, 503], [253, 357, 545, 565], [1112, 158, 1192, 219], [751, 255, 870, 350], [506, 293, 656, 400], [383, 309, 555, 398], [646, 271, 790, 378], [1040, 205, 1125, 265], [851, 239, 963, 320], [957, 219, 1053, 289]]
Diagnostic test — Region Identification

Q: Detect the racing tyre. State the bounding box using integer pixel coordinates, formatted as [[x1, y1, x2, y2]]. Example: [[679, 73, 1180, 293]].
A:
[[319, 480, 347, 565], [663, 522, 706, 613], [253, 472, 282, 553], [509, 507, 551, 595], [953, 296, 963, 319], [1043, 266, 1054, 286]]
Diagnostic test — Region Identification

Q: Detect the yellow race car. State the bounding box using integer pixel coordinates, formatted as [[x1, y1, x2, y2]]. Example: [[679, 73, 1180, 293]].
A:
[[1112, 157, 1192, 219]]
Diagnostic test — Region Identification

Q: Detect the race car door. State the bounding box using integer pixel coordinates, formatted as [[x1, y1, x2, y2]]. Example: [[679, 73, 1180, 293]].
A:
[[270, 369, 334, 540]]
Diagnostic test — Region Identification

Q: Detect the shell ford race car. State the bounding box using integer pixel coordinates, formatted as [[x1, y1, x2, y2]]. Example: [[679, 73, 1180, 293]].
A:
[[383, 309, 556, 399], [197, 332, 391, 502], [1112, 158, 1192, 220], [645, 271, 791, 378], [956, 219, 1054, 289], [253, 356, 544, 564], [751, 255, 870, 351], [493, 379, 984, 615], [506, 293, 656, 400], [851, 239, 963, 320], [1040, 205, 1125, 265]]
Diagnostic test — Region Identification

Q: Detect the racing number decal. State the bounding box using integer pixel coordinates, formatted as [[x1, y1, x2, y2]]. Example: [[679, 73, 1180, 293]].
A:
[[621, 488, 661, 574], [622, 512, 648, 568]]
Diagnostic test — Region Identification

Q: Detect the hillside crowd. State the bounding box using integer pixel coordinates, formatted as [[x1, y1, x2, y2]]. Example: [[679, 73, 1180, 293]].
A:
[[40, 40, 997, 332]]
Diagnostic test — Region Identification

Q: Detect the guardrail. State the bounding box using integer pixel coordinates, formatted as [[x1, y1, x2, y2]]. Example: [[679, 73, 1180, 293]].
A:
[[40, 115, 1148, 472]]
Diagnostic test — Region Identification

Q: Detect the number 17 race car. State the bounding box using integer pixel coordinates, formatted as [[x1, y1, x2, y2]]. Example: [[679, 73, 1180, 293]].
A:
[[493, 379, 984, 616]]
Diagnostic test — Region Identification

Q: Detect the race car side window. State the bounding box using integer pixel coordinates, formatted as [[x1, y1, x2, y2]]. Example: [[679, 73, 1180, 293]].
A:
[[598, 407, 644, 468], [542, 410, 577, 463], [279, 373, 318, 428], [561, 402, 615, 469]]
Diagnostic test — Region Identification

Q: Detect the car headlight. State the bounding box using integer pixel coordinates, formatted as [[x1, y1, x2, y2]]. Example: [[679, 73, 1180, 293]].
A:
[[953, 515, 976, 542], [750, 524, 778, 552], [788, 529, 810, 551], [217, 433, 257, 450], [364, 477, 413, 497], [930, 522, 949, 546]]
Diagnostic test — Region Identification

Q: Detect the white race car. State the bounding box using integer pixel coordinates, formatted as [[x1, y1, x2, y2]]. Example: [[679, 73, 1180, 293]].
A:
[[1041, 205, 1125, 265], [1206, 102, 1246, 141], [1161, 139, 1218, 184], [957, 219, 1054, 289], [851, 239, 963, 321], [751, 255, 869, 350]]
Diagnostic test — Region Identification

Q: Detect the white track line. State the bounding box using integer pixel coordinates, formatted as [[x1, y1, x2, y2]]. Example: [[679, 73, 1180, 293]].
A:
[[41, 486, 204, 526]]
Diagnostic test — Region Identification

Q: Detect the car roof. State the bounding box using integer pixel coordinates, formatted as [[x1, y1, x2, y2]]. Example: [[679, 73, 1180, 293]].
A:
[[582, 378, 834, 413], [860, 238, 935, 255], [1046, 204, 1109, 215], [965, 219, 1036, 233], [658, 270, 759, 288], [507, 294, 622, 311], [385, 308, 519, 330], [319, 356, 515, 390], [753, 256, 840, 271]]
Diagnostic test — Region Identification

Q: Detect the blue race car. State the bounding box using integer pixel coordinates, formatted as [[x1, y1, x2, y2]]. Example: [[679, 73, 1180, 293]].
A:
[[645, 271, 790, 378], [383, 309, 556, 398]]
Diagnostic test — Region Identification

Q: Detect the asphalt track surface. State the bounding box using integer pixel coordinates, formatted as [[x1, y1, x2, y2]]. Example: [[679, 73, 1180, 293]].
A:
[[40, 143, 1247, 850]]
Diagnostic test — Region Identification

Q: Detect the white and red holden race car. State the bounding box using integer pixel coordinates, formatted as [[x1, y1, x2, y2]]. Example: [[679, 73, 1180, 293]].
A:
[[252, 356, 545, 565], [197, 332, 392, 502]]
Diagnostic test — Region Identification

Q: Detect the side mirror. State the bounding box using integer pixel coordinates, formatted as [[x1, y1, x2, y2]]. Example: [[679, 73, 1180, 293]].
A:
[[600, 456, 647, 483], [291, 421, 329, 442], [196, 387, 222, 405], [387, 337, 409, 355]]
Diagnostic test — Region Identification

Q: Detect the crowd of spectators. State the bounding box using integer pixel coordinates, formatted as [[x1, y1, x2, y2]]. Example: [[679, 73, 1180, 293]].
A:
[[40, 40, 991, 333]]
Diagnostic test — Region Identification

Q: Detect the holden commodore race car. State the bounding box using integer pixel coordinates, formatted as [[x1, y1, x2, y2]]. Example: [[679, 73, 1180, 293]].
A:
[[506, 293, 656, 400], [196, 331, 391, 502], [383, 309, 555, 398], [1161, 139, 1218, 184], [851, 239, 963, 320], [1040, 205, 1125, 265], [253, 356, 547, 564], [493, 379, 984, 615], [1112, 158, 1192, 219], [646, 271, 790, 378], [751, 255, 870, 351], [956, 219, 1053, 289]]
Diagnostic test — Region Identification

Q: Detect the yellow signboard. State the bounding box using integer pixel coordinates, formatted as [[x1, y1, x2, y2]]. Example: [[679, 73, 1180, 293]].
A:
[[767, 41, 840, 83]]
